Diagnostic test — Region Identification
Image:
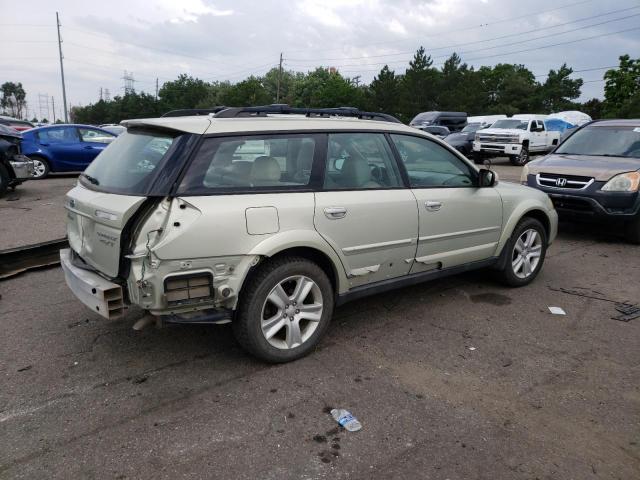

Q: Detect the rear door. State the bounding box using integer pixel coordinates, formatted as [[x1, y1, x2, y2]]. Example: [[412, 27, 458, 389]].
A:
[[78, 127, 115, 167], [313, 132, 418, 287], [390, 134, 502, 271], [38, 126, 84, 170]]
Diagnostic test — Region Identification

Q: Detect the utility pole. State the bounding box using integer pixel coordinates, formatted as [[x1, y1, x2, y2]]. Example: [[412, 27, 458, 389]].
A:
[[155, 78, 159, 101], [99, 87, 103, 101], [51, 96, 56, 123], [276, 52, 283, 103], [56, 12, 69, 123]]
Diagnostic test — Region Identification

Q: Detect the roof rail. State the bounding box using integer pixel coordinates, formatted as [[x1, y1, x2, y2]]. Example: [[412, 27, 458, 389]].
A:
[[212, 104, 402, 124], [161, 107, 227, 118]]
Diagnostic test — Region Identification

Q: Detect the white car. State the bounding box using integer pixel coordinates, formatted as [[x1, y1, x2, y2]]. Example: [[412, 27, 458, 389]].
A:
[[472, 115, 561, 165]]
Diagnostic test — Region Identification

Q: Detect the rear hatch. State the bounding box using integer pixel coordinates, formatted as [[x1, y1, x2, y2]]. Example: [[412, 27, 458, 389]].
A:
[[65, 120, 206, 278], [66, 187, 146, 277]]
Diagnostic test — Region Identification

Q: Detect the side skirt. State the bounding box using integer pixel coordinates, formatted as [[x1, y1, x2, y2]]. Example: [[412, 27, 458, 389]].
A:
[[336, 257, 498, 306]]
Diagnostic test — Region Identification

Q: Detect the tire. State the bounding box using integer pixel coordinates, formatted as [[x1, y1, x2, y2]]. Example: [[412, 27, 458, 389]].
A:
[[624, 215, 640, 244], [233, 256, 334, 363], [473, 152, 484, 165], [495, 217, 547, 287], [510, 145, 529, 166], [0, 164, 9, 197], [30, 156, 50, 179]]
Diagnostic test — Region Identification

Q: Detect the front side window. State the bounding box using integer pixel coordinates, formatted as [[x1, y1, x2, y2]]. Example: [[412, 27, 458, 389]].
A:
[[79, 127, 115, 144], [179, 134, 317, 193], [391, 134, 476, 188], [324, 133, 402, 190], [38, 127, 79, 143]]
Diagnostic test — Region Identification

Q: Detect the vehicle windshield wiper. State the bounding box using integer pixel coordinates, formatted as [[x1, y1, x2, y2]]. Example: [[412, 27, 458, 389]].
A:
[[80, 173, 100, 185], [598, 154, 633, 158]]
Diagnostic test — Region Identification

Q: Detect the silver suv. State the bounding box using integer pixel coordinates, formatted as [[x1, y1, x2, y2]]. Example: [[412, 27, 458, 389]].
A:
[[61, 105, 558, 362]]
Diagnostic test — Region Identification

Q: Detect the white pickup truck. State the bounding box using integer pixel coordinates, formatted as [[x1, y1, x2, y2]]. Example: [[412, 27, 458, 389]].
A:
[[472, 115, 561, 166]]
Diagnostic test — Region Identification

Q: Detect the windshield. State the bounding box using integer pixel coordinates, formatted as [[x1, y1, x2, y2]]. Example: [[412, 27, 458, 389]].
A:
[[491, 119, 528, 130], [461, 123, 482, 133], [81, 130, 184, 195], [411, 112, 437, 123], [555, 126, 640, 158]]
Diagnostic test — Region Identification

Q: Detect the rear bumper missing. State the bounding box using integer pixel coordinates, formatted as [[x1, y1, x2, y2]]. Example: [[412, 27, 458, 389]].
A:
[[60, 249, 124, 319]]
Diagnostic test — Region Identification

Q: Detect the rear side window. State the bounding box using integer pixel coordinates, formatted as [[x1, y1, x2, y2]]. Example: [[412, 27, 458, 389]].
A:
[[179, 134, 318, 193], [324, 133, 402, 190], [38, 127, 79, 143], [79, 128, 115, 144]]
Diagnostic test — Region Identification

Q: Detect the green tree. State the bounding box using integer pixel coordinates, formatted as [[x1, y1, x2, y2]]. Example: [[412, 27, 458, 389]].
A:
[[478, 64, 540, 115], [367, 65, 400, 115], [158, 74, 210, 111], [603, 55, 640, 117], [292, 68, 364, 108], [539, 64, 583, 112], [220, 76, 272, 106], [580, 98, 604, 119], [1, 81, 27, 118], [400, 47, 439, 120]]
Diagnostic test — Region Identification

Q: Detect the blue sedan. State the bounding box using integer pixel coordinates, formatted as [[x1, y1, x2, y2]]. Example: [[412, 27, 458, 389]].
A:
[[21, 124, 116, 179]]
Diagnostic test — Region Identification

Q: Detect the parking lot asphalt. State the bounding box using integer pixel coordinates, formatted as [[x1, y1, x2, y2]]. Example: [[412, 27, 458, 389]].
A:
[[1, 218, 639, 478]]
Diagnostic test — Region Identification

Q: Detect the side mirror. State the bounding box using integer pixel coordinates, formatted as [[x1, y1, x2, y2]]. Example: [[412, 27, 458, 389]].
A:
[[479, 168, 497, 187]]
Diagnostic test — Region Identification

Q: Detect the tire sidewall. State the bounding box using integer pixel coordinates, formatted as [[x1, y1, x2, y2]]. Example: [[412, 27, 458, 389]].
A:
[[235, 258, 334, 363], [501, 218, 547, 286]]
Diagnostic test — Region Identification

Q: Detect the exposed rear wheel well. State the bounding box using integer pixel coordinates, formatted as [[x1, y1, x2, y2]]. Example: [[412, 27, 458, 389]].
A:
[[267, 247, 339, 293]]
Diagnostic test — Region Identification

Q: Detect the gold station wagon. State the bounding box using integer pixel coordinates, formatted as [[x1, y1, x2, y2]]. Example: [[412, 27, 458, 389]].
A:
[[61, 105, 557, 362]]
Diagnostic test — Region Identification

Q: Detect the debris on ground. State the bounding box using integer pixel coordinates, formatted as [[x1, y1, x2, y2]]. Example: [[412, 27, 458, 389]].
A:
[[330, 409, 362, 432], [548, 306, 566, 315], [467, 346, 476, 351], [612, 304, 640, 322]]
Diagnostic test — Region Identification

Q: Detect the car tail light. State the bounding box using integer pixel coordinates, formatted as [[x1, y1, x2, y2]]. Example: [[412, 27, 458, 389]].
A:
[[164, 273, 214, 305]]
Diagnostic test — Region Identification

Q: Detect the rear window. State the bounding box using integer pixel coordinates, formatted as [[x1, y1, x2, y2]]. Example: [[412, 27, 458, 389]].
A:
[[80, 130, 184, 195], [556, 126, 640, 158], [178, 134, 318, 194]]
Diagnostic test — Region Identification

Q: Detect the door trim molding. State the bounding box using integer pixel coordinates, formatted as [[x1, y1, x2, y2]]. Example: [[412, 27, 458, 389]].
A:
[[342, 237, 414, 255], [418, 226, 500, 243]]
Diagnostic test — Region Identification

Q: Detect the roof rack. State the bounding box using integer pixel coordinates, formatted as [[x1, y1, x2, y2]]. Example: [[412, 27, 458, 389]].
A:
[[161, 107, 227, 118], [212, 104, 402, 124]]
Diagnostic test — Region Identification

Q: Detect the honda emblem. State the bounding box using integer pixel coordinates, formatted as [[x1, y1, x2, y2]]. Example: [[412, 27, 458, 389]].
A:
[[555, 178, 567, 187]]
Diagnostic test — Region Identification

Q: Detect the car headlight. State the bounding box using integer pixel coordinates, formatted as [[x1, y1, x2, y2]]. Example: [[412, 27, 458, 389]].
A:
[[474, 134, 480, 142], [601, 171, 640, 192], [520, 164, 529, 185]]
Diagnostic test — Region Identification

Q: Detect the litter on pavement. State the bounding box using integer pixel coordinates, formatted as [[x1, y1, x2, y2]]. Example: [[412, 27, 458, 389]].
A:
[[331, 409, 362, 432], [548, 306, 566, 315]]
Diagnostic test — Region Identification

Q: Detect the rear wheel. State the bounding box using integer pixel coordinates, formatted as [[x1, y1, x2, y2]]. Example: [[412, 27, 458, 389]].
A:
[[510, 145, 529, 166], [495, 217, 547, 287], [31, 157, 50, 179], [624, 215, 640, 244], [0, 164, 9, 197], [233, 256, 334, 363]]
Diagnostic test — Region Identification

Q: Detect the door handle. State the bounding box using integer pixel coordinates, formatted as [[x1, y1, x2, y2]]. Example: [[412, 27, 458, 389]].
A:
[[425, 201, 442, 211], [324, 207, 347, 219]]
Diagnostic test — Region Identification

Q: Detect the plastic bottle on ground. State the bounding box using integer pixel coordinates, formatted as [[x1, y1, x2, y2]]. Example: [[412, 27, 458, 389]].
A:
[[330, 409, 362, 432]]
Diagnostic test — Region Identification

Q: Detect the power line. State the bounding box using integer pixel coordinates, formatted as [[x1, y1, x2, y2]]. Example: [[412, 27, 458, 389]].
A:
[[287, 4, 640, 62]]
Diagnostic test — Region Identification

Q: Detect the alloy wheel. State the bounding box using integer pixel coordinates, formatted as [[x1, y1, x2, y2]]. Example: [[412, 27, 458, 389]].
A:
[[32, 159, 47, 178], [511, 228, 542, 279], [260, 275, 323, 349]]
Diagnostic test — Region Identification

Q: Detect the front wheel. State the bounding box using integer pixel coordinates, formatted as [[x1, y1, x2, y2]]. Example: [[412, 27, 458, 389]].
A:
[[31, 157, 50, 179], [233, 256, 334, 363], [0, 164, 9, 197], [495, 217, 547, 287], [510, 145, 529, 166]]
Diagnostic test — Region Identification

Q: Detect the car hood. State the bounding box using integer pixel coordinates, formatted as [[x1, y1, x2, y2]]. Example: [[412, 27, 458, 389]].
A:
[[527, 154, 640, 181], [477, 128, 522, 136], [445, 132, 471, 143]]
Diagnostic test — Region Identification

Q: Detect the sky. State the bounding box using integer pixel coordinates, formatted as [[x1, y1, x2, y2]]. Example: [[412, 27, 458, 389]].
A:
[[1, 0, 639, 121]]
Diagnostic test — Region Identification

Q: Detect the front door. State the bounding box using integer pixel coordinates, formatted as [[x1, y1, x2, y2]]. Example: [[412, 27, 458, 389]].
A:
[[314, 133, 418, 288], [390, 134, 503, 272], [78, 127, 114, 167]]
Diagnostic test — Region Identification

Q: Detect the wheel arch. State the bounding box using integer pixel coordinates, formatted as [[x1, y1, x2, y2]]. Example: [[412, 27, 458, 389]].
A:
[[496, 205, 553, 256]]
